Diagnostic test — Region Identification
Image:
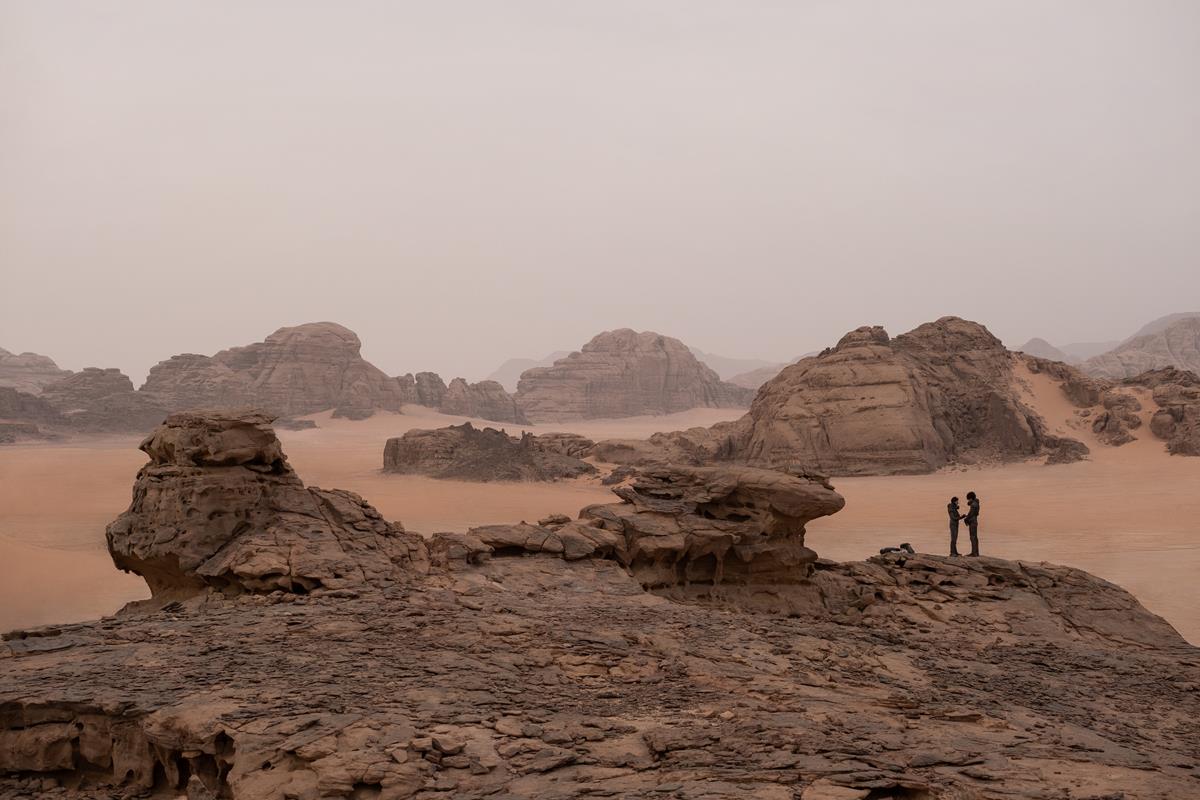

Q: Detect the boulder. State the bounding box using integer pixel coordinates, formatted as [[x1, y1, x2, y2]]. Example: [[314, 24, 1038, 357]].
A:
[[106, 410, 427, 598], [514, 329, 753, 422], [140, 322, 407, 420], [0, 347, 72, 395], [1091, 392, 1142, 446], [1136, 369, 1200, 456], [382, 422, 596, 481], [581, 464, 845, 588]]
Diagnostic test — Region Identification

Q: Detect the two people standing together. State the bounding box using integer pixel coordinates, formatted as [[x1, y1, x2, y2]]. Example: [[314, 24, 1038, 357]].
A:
[[947, 492, 981, 557]]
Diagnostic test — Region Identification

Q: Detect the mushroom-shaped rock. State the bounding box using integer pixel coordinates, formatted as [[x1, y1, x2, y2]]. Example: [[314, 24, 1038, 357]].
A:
[[581, 464, 844, 588], [106, 410, 427, 598]]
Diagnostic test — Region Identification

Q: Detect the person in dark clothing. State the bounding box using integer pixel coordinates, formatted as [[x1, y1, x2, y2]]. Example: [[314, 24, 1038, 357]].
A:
[[964, 491, 981, 556], [947, 496, 964, 556]]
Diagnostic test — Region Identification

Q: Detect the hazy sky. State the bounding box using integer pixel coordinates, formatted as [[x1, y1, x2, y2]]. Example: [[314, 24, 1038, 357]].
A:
[[3, 1, 1198, 384]]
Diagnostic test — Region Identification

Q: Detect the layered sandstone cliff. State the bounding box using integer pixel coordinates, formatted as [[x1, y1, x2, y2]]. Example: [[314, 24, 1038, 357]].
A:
[[39, 368, 166, 433], [515, 329, 753, 422], [140, 322, 407, 420], [0, 347, 72, 395]]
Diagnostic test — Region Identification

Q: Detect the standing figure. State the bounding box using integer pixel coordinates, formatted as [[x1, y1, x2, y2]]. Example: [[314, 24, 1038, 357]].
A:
[[947, 496, 964, 556], [964, 491, 981, 556]]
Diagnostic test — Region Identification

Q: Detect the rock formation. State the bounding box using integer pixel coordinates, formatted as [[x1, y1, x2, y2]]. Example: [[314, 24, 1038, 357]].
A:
[[2, 412, 1199, 798], [1082, 316, 1200, 379], [406, 371, 448, 408], [0, 347, 72, 394], [0, 387, 64, 443], [1135, 368, 1200, 455], [1024, 356, 1200, 456], [440, 378, 528, 424], [382, 423, 595, 481], [619, 318, 1084, 475], [39, 368, 166, 433], [1021, 355, 1106, 407], [0, 368, 166, 437], [395, 372, 527, 424], [140, 322, 408, 420], [107, 410, 427, 598], [486, 351, 570, 392], [514, 329, 754, 423], [582, 464, 844, 589]]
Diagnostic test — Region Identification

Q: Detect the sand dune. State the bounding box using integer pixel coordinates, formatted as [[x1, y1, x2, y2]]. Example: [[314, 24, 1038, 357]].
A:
[[2, 398, 1197, 643]]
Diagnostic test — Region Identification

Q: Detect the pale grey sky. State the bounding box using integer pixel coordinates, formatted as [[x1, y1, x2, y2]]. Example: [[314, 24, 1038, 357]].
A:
[[2, 1, 1198, 383]]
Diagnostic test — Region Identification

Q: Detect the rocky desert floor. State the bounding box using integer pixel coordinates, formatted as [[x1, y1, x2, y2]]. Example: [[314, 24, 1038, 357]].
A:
[[1, 394, 1198, 644]]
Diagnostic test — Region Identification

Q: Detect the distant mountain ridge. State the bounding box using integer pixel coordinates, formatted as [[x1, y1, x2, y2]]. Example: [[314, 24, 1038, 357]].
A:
[[1082, 316, 1200, 379], [686, 347, 783, 382], [1020, 312, 1200, 370]]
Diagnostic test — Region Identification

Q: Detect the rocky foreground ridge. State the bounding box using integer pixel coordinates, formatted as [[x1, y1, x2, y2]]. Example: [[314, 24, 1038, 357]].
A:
[[2, 412, 1198, 799]]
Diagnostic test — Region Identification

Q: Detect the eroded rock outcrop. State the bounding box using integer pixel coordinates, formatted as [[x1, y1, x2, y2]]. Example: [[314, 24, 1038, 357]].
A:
[[140, 322, 407, 420], [382, 423, 595, 481], [40, 368, 166, 434], [0, 387, 64, 441], [394, 372, 527, 424], [0, 347, 72, 395], [1026, 357, 1200, 456], [515, 329, 753, 422], [582, 464, 845, 589], [440, 378, 528, 424], [1135, 368, 1200, 455], [618, 318, 1082, 475], [106, 411, 427, 598]]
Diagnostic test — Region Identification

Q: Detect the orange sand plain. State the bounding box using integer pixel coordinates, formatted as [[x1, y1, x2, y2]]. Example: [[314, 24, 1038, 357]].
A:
[[1, 391, 1198, 644]]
